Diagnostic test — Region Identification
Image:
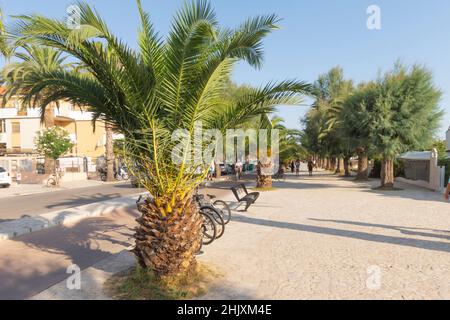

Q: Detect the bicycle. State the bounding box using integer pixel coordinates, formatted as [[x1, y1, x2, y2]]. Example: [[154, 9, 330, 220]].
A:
[[46, 172, 61, 187], [195, 188, 232, 225], [194, 193, 226, 239], [199, 210, 217, 245]]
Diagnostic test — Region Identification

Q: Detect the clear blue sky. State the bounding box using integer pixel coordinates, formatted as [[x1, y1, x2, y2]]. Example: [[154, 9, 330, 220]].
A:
[[1, 0, 449, 138]]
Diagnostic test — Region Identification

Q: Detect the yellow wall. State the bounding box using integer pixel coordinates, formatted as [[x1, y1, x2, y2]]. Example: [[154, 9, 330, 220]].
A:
[[74, 120, 106, 158]]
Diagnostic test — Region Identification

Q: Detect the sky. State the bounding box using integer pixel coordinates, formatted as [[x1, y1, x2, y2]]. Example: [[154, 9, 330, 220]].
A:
[[1, 0, 449, 138]]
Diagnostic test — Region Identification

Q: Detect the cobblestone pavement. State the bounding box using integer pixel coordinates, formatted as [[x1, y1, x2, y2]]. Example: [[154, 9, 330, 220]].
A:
[[199, 172, 450, 300]]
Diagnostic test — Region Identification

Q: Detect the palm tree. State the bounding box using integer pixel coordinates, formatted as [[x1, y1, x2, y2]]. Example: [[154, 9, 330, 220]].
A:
[[12, 0, 311, 278], [2, 45, 117, 180], [302, 67, 352, 173], [1, 45, 73, 172], [0, 7, 10, 57]]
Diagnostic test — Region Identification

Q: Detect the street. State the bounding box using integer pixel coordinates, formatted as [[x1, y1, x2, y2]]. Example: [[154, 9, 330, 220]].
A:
[[0, 180, 235, 299], [0, 182, 146, 221]]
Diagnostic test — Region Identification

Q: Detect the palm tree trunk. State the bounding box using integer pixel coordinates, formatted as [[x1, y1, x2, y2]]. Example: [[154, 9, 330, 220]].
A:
[[133, 196, 202, 279], [380, 157, 395, 188], [44, 106, 55, 175], [355, 152, 369, 180], [336, 157, 344, 174], [256, 158, 273, 188], [105, 122, 115, 182], [330, 157, 337, 172], [324, 158, 329, 170], [215, 161, 221, 179]]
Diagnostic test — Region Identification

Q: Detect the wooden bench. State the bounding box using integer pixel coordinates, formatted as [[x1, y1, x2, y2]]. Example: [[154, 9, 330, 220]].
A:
[[231, 184, 260, 211]]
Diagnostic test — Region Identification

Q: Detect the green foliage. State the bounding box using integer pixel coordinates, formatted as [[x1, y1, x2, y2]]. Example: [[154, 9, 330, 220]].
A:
[[1, 45, 72, 122], [429, 140, 447, 162], [35, 127, 74, 160], [11, 0, 311, 202], [0, 8, 10, 57], [302, 63, 443, 177], [301, 66, 353, 158], [369, 64, 443, 159], [271, 116, 306, 163], [339, 82, 378, 156]]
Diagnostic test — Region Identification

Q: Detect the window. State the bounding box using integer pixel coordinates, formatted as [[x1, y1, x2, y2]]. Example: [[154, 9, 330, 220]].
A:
[[0, 167, 5, 173], [0, 120, 5, 133], [12, 122, 20, 133]]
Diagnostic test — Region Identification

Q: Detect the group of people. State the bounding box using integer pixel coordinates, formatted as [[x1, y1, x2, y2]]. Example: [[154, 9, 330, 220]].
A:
[[206, 160, 244, 181], [289, 158, 317, 176]]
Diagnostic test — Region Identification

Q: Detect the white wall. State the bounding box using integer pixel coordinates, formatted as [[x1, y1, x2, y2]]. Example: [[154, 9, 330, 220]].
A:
[[20, 119, 42, 149], [5, 118, 41, 149]]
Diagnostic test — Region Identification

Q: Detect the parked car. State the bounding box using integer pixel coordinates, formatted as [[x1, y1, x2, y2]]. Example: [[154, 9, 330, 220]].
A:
[[0, 167, 12, 188]]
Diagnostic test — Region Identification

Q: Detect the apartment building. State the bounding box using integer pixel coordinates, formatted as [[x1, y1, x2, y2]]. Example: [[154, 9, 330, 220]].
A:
[[0, 94, 108, 158]]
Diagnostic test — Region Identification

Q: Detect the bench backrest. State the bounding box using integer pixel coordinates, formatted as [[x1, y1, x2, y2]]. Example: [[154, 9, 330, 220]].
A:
[[231, 184, 248, 201]]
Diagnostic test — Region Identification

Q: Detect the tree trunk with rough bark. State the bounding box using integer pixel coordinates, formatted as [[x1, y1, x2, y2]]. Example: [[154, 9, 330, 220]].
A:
[[105, 123, 115, 182], [256, 157, 273, 188], [133, 195, 202, 279], [336, 157, 344, 174], [380, 157, 395, 189], [355, 152, 369, 180], [215, 162, 221, 179], [330, 157, 337, 172], [43, 106, 55, 175]]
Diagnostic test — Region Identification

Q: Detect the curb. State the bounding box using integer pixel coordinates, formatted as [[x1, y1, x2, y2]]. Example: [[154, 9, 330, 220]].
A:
[[0, 192, 148, 241]]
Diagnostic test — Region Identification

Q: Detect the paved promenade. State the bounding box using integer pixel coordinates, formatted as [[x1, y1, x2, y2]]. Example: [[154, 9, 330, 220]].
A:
[[2, 172, 449, 299]]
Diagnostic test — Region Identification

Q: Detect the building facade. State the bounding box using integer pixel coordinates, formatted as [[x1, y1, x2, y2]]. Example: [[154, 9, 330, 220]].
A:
[[0, 97, 107, 158]]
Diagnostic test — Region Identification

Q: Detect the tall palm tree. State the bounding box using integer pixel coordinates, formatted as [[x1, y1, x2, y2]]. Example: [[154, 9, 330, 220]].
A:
[[1, 45, 73, 172], [11, 0, 311, 278], [0, 7, 10, 58], [2, 45, 116, 180], [304, 67, 353, 173]]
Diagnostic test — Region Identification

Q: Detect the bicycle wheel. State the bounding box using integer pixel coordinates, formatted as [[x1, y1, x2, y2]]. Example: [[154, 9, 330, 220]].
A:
[[201, 205, 225, 239], [200, 211, 216, 245], [213, 200, 231, 224]]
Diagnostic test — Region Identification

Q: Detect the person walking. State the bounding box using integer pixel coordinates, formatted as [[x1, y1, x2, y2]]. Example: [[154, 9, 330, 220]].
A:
[[295, 159, 300, 176], [307, 158, 314, 177], [207, 162, 215, 181], [235, 160, 243, 180], [290, 161, 295, 174]]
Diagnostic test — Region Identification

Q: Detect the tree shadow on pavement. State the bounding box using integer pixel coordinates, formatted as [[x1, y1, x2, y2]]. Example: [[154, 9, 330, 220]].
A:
[[0, 208, 139, 300], [232, 214, 450, 254], [309, 218, 450, 241], [45, 193, 123, 210]]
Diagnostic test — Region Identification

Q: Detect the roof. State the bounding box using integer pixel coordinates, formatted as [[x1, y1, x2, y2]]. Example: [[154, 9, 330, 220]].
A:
[[398, 151, 433, 161]]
